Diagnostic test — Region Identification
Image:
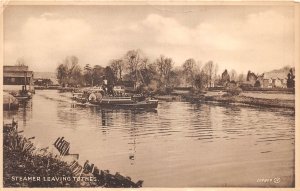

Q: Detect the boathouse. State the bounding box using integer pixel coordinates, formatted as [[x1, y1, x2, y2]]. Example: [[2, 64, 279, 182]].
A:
[[3, 65, 34, 92]]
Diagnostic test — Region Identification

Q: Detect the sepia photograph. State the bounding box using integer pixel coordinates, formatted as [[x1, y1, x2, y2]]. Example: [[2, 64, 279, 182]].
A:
[[1, 1, 299, 189]]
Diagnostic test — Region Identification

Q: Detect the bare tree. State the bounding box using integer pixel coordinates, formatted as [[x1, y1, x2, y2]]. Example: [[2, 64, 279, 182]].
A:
[[110, 59, 124, 81], [16, 58, 27, 67], [237, 73, 245, 82], [202, 61, 215, 87], [182, 58, 198, 87], [124, 49, 145, 88], [214, 63, 219, 80], [56, 56, 82, 87], [230, 69, 238, 82], [155, 55, 173, 87]]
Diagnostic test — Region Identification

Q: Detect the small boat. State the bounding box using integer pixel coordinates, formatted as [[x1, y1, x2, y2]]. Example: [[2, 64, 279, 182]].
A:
[[3, 92, 19, 110], [9, 85, 33, 101], [14, 94, 32, 101], [10, 91, 32, 101], [72, 92, 87, 103]]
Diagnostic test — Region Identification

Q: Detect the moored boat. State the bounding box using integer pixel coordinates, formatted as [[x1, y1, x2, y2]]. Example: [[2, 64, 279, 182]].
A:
[[3, 92, 19, 111]]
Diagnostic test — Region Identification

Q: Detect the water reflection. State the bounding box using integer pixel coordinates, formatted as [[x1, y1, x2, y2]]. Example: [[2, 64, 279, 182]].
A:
[[3, 90, 295, 187]]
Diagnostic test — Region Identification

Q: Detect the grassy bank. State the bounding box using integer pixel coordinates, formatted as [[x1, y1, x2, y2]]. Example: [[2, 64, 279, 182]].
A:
[[3, 122, 143, 188], [203, 95, 295, 109]]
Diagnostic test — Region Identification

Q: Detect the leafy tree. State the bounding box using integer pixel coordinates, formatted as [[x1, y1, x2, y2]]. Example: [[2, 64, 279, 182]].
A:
[[84, 64, 93, 86], [221, 69, 230, 85], [169, 69, 181, 87], [92, 65, 105, 86], [56, 64, 68, 86], [194, 71, 207, 90], [246, 70, 257, 81], [254, 80, 261, 87], [287, 68, 295, 88], [56, 56, 82, 87], [103, 66, 116, 94]]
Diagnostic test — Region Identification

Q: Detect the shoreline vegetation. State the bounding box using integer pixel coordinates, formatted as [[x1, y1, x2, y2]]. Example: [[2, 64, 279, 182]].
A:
[[7, 49, 295, 110], [54, 86, 295, 109], [31, 86, 295, 110], [52, 50, 294, 110], [3, 121, 143, 188], [202, 95, 295, 109]]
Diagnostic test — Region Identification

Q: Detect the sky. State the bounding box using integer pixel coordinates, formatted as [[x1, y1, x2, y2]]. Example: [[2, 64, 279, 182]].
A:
[[4, 5, 295, 74]]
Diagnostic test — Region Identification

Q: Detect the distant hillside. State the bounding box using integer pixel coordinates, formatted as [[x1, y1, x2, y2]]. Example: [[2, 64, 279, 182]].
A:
[[264, 66, 295, 79]]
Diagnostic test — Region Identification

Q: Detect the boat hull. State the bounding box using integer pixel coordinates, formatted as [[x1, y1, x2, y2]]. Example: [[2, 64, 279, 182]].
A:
[[89, 100, 158, 109], [72, 92, 159, 109]]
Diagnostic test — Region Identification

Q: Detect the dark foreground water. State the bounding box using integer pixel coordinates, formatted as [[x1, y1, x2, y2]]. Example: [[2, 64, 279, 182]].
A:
[[3, 90, 295, 187]]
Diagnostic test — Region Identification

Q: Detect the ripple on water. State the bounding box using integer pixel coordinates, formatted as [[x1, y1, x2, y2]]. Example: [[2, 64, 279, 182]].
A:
[[3, 91, 295, 187]]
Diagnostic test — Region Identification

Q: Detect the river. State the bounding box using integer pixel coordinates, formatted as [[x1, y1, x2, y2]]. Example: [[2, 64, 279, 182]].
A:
[[3, 90, 295, 187]]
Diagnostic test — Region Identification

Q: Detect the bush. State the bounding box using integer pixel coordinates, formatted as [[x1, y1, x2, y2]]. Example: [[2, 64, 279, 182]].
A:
[[225, 86, 242, 96]]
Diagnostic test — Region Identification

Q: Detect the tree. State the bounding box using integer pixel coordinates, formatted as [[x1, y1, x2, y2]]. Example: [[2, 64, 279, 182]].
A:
[[56, 63, 68, 86], [66, 56, 82, 86], [246, 70, 258, 86], [182, 58, 198, 87], [254, 80, 261, 87], [237, 73, 245, 82], [246, 70, 257, 81], [84, 64, 93, 86], [92, 65, 105, 86], [56, 56, 82, 87], [169, 70, 181, 87], [103, 66, 116, 94], [287, 68, 295, 88], [124, 49, 145, 88], [194, 71, 208, 90], [229, 69, 237, 82], [110, 59, 124, 81], [202, 61, 215, 87], [214, 63, 219, 81], [16, 58, 27, 67], [155, 55, 173, 88], [221, 69, 230, 85]]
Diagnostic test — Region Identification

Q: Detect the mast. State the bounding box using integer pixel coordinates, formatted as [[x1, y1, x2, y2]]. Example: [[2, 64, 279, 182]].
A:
[[24, 71, 27, 91]]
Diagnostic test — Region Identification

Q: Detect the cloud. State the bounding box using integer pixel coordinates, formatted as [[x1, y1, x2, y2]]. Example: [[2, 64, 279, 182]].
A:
[[141, 14, 193, 45], [5, 14, 93, 71], [4, 9, 294, 74], [127, 11, 293, 73]]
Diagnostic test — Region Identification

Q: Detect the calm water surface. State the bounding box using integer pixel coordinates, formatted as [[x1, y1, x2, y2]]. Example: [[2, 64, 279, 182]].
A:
[[3, 90, 295, 187]]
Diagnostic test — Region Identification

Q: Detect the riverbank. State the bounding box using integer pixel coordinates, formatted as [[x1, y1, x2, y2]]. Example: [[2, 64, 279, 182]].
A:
[[36, 87, 295, 109], [203, 94, 295, 109], [3, 122, 143, 188]]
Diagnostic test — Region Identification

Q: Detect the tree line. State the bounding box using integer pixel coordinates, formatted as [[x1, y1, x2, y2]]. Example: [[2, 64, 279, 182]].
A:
[[57, 49, 291, 93]]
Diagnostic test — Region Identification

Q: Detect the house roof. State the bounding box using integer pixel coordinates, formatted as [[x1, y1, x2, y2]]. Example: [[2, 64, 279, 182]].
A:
[[3, 71, 33, 78], [4, 65, 29, 72]]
